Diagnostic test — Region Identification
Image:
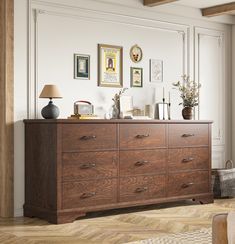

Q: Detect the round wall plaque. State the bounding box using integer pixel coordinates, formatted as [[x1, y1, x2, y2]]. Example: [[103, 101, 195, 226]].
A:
[[130, 44, 143, 63]]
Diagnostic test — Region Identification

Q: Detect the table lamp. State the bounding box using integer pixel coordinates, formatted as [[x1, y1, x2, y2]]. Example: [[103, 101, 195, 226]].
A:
[[39, 84, 62, 119]]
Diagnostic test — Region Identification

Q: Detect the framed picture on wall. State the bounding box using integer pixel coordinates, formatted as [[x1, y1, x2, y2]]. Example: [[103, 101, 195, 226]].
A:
[[74, 54, 90, 80], [98, 44, 123, 87], [150, 59, 163, 83], [130, 67, 143, 88], [130, 44, 143, 63]]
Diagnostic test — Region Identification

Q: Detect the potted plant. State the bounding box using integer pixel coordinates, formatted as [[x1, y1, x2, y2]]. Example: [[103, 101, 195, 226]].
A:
[[173, 75, 201, 120]]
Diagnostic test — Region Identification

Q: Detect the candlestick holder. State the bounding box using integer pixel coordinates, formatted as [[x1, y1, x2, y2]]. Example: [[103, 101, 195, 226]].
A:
[[168, 102, 171, 120], [162, 97, 165, 120]]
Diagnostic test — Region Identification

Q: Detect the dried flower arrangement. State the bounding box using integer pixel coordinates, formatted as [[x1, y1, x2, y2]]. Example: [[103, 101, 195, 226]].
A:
[[173, 75, 201, 108]]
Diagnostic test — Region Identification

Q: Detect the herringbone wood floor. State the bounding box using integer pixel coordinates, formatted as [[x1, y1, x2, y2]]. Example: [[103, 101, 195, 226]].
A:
[[0, 199, 234, 244]]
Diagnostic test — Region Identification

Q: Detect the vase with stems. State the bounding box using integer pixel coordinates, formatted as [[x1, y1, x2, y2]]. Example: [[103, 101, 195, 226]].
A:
[[173, 75, 201, 120], [111, 88, 128, 119]]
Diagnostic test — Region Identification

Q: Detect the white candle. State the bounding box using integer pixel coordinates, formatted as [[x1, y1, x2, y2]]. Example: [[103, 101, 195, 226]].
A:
[[163, 87, 165, 99], [169, 92, 171, 104]]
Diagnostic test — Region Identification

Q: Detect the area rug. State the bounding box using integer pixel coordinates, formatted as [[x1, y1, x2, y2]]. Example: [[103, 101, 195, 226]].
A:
[[127, 228, 212, 244]]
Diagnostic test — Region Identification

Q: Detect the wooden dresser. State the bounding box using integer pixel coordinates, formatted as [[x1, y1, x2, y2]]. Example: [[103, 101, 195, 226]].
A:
[[24, 119, 213, 224]]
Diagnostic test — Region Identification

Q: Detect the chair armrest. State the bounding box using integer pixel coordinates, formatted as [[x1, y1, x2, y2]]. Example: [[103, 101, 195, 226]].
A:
[[212, 213, 228, 244]]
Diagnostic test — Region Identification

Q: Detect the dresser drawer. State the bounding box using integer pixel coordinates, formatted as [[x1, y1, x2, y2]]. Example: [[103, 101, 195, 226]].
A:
[[62, 179, 117, 209], [169, 124, 209, 147], [167, 171, 209, 197], [120, 149, 167, 176], [62, 151, 118, 181], [62, 124, 117, 151], [120, 124, 166, 149], [169, 148, 209, 172], [120, 175, 166, 202]]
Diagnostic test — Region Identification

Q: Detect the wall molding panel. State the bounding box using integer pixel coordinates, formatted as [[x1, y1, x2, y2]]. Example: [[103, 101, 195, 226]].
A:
[[27, 0, 190, 119], [195, 27, 225, 148]]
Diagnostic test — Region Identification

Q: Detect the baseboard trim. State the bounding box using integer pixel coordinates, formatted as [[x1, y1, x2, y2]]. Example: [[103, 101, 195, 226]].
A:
[[14, 208, 23, 217]]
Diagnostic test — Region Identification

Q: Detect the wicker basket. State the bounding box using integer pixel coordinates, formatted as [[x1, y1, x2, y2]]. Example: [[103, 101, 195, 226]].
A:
[[212, 160, 235, 198]]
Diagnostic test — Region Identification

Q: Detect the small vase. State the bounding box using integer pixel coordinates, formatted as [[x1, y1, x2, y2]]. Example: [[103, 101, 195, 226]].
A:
[[111, 104, 119, 119], [182, 107, 193, 120]]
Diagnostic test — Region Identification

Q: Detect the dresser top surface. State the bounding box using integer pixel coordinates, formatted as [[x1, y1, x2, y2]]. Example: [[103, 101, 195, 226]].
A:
[[23, 119, 213, 124]]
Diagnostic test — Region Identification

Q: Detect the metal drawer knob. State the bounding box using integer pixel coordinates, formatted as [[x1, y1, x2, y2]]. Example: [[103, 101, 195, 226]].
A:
[[182, 134, 195, 138], [136, 134, 149, 139], [80, 163, 96, 169], [135, 160, 149, 166], [80, 192, 96, 199], [135, 186, 148, 193], [182, 157, 194, 163], [80, 135, 96, 140], [181, 183, 194, 189]]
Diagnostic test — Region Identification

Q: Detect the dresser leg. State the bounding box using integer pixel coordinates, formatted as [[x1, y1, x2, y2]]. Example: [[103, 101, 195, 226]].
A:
[[56, 212, 86, 224], [192, 195, 214, 204]]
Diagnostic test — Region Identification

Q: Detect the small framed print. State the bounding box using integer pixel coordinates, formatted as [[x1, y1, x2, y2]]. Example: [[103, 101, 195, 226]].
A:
[[74, 54, 90, 79], [98, 44, 123, 87], [150, 59, 163, 83], [130, 67, 143, 88]]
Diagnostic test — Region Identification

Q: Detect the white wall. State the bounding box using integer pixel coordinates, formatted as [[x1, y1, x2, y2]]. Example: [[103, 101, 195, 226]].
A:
[[14, 0, 232, 216]]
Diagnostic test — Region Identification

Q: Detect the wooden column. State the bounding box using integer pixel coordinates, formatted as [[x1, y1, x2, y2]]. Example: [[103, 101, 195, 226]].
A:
[[0, 0, 14, 217]]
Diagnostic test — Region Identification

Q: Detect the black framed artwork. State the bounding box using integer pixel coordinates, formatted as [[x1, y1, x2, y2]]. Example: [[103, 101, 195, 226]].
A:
[[74, 54, 90, 80]]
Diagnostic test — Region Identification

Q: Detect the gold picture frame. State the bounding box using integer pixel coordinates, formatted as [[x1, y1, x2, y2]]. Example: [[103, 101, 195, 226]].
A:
[[98, 44, 123, 87]]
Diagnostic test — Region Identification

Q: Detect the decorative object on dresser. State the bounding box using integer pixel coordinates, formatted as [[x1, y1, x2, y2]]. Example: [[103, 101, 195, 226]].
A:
[[39, 85, 62, 119], [150, 59, 163, 83], [130, 44, 143, 63], [155, 88, 171, 120], [119, 95, 133, 119], [24, 119, 213, 224], [68, 101, 98, 120], [173, 75, 201, 120], [74, 54, 90, 80], [74, 101, 94, 116], [130, 67, 143, 87], [98, 44, 123, 87], [155, 103, 169, 120], [111, 88, 128, 119]]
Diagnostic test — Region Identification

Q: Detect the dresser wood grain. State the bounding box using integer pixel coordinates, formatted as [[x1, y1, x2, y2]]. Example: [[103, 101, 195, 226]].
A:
[[24, 119, 213, 224], [62, 151, 118, 181]]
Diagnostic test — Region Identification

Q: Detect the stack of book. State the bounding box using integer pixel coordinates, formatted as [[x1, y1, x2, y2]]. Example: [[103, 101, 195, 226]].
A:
[[68, 114, 100, 120]]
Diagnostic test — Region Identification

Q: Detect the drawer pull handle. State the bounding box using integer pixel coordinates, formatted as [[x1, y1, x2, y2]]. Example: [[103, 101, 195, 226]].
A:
[[135, 187, 148, 193], [181, 183, 194, 189], [80, 135, 96, 140], [182, 157, 194, 163], [80, 163, 96, 169], [135, 161, 149, 166], [80, 192, 96, 199], [182, 134, 195, 138], [136, 134, 149, 139]]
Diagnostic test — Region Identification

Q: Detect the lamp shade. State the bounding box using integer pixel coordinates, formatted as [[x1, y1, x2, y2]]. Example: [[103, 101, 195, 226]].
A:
[[39, 85, 62, 99]]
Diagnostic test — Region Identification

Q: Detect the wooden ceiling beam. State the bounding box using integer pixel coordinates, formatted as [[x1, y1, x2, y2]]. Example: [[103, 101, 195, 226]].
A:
[[202, 2, 235, 17], [144, 0, 179, 7]]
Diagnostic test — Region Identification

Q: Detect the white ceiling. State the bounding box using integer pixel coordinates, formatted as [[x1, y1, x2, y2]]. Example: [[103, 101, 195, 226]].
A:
[[175, 0, 234, 9]]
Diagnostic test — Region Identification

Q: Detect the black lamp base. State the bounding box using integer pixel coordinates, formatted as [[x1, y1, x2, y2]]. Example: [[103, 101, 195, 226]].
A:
[[41, 100, 60, 119]]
